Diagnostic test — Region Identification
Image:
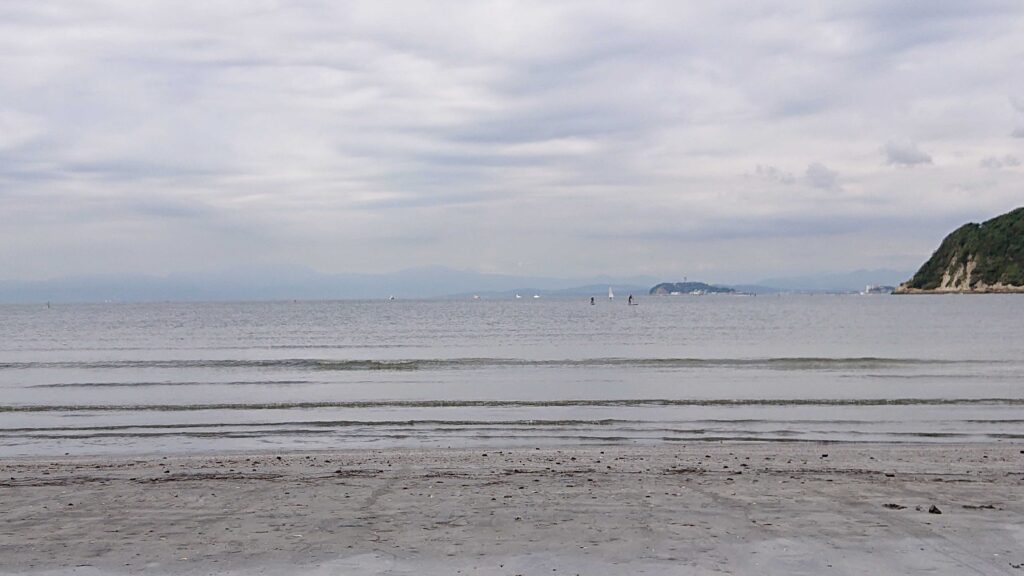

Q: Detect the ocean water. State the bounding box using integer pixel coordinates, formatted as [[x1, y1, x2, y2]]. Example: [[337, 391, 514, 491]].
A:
[[1, 295, 1022, 456]]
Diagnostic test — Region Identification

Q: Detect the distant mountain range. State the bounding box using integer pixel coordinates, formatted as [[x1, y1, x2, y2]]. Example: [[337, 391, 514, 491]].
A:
[[0, 267, 661, 303], [755, 269, 914, 293], [0, 266, 920, 303]]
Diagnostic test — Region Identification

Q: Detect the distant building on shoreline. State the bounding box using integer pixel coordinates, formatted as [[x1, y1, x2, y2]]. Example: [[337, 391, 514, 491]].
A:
[[862, 284, 895, 295]]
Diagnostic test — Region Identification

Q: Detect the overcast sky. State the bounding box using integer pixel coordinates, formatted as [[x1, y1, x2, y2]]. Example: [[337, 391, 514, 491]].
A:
[[1, 1, 1022, 283]]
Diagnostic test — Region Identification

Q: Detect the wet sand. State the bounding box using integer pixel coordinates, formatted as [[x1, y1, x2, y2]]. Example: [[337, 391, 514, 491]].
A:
[[2, 442, 1023, 575]]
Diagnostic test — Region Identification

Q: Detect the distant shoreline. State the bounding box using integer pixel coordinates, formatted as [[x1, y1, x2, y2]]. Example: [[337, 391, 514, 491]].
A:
[[894, 286, 1024, 295]]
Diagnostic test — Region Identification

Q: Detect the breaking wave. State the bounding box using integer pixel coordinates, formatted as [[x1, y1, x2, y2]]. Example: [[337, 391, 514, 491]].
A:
[[0, 356, 983, 371], [3, 397, 1023, 413]]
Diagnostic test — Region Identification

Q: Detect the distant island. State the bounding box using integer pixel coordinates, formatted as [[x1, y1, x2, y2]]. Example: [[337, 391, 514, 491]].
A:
[[896, 206, 1024, 294], [649, 282, 736, 295]]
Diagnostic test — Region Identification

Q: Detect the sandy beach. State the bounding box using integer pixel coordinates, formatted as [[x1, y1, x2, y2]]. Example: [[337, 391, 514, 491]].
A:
[[1, 442, 1022, 575]]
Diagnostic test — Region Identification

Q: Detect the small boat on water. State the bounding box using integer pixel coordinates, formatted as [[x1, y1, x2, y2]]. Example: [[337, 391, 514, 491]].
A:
[[608, 286, 614, 300]]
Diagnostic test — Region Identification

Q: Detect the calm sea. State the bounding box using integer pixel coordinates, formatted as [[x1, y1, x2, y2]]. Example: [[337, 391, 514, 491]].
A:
[[1, 295, 1022, 456]]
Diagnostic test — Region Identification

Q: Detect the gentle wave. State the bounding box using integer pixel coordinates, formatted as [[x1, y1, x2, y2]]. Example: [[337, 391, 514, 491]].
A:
[[0, 418, 900, 433], [0, 419, 634, 434], [0, 356, 982, 371], [3, 397, 1024, 413], [0, 359, 420, 371], [3, 344, 417, 353], [4, 425, 1021, 442], [30, 380, 313, 389]]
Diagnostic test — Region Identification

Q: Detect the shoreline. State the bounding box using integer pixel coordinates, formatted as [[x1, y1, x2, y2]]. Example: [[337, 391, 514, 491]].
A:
[[2, 442, 1023, 575], [893, 286, 1024, 294]]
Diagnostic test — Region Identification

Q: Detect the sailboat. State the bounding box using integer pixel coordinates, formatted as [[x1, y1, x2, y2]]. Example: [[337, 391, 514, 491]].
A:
[[608, 286, 615, 300]]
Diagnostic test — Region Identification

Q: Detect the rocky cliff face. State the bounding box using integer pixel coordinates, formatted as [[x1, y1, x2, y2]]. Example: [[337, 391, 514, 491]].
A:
[[896, 207, 1024, 294], [899, 254, 1024, 293], [938, 255, 977, 291]]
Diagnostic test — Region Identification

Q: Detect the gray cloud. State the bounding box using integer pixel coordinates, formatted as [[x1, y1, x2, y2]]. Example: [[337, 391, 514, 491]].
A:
[[752, 163, 842, 191], [980, 155, 1021, 169], [883, 141, 933, 166], [754, 165, 796, 185], [1013, 127, 1024, 139], [804, 163, 841, 191]]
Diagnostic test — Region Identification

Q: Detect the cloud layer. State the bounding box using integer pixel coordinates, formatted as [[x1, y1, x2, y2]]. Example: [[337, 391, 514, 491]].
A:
[[2, 1, 1023, 282], [883, 141, 933, 167]]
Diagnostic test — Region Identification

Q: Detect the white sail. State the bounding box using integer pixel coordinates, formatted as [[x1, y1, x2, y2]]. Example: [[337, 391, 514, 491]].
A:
[[608, 286, 614, 299]]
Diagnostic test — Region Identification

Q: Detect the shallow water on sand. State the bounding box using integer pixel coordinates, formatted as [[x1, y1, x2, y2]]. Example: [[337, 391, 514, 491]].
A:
[[1, 295, 1023, 456]]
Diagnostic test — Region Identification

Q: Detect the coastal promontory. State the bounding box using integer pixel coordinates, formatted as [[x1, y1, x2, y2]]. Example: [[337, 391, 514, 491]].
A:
[[649, 282, 735, 295], [896, 206, 1024, 294]]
